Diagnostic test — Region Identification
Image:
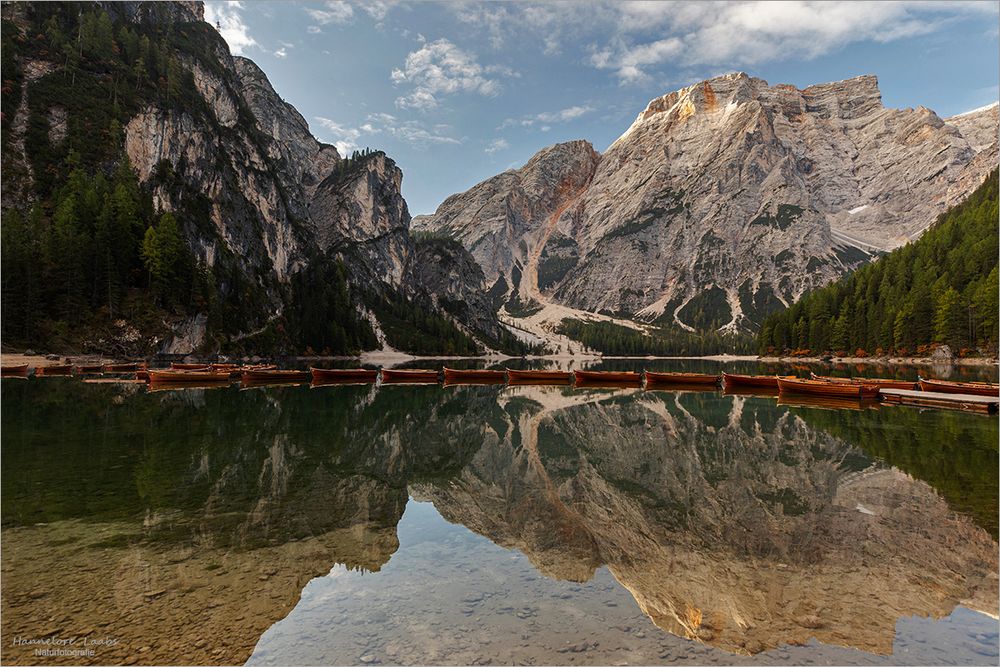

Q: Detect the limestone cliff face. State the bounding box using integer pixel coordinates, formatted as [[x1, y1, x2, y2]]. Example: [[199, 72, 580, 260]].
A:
[[2, 1, 496, 352], [416, 74, 998, 332]]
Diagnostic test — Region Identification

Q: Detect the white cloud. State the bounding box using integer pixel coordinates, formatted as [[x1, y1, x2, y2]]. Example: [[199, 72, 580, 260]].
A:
[[391, 39, 516, 110], [444, 1, 998, 84], [500, 105, 595, 129], [360, 1, 393, 22], [315, 116, 363, 154], [485, 138, 509, 154], [307, 25, 322, 34], [314, 113, 463, 153], [273, 47, 288, 58], [205, 1, 258, 55], [305, 1, 354, 25]]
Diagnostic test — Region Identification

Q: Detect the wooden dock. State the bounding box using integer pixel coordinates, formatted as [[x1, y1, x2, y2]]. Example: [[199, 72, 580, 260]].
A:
[[880, 388, 999, 414]]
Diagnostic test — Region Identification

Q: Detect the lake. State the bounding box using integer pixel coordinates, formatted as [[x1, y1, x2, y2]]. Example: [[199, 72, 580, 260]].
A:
[[1, 370, 997, 665]]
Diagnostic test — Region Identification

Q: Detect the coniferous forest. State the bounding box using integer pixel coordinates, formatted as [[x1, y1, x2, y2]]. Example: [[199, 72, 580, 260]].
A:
[[758, 170, 999, 357]]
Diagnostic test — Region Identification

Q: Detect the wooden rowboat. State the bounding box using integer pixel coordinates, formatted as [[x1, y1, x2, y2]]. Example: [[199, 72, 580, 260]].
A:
[[103, 363, 140, 373], [811, 372, 916, 390], [1, 363, 29, 376], [443, 368, 507, 384], [574, 370, 643, 385], [76, 364, 104, 374], [136, 369, 150, 381], [171, 362, 211, 370], [148, 369, 232, 383], [777, 377, 880, 400], [722, 372, 794, 389], [645, 372, 720, 386], [311, 367, 379, 382], [918, 377, 1000, 397], [505, 369, 573, 384], [381, 369, 440, 383], [36, 364, 73, 376], [241, 369, 311, 382]]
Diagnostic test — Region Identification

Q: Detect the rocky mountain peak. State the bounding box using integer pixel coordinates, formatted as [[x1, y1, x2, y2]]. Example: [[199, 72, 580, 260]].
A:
[[418, 72, 997, 337]]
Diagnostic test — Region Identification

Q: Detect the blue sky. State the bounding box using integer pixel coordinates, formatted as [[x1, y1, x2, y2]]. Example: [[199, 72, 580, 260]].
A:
[[204, 1, 1000, 216]]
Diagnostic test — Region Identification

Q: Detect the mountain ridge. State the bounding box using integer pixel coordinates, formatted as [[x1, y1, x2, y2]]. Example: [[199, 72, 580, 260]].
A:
[[415, 71, 998, 339]]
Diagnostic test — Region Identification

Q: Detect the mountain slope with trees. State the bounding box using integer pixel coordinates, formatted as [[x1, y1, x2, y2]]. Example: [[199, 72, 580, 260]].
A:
[[758, 170, 999, 357], [0, 1, 527, 357]]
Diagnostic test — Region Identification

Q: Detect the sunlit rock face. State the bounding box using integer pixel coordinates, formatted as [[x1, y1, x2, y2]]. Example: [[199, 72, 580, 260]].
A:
[[416, 74, 998, 331], [414, 388, 999, 655]]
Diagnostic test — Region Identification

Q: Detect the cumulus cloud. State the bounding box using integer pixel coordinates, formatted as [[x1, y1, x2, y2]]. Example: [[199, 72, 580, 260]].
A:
[[205, 1, 258, 55], [446, 1, 997, 84], [484, 138, 509, 154], [391, 39, 516, 110], [274, 47, 288, 58], [314, 113, 463, 152], [315, 117, 363, 154], [305, 1, 354, 25]]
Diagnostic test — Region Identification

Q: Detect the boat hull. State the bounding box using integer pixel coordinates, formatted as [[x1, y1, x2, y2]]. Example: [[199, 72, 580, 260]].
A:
[[722, 373, 785, 389], [574, 370, 643, 386], [311, 368, 379, 382], [505, 369, 573, 384], [443, 368, 507, 384], [918, 378, 999, 397], [777, 377, 880, 399], [148, 369, 232, 383], [171, 363, 212, 371], [103, 363, 139, 373], [645, 372, 720, 386], [36, 364, 73, 376], [1, 364, 29, 376], [381, 369, 440, 383], [241, 370, 311, 383], [812, 373, 916, 390]]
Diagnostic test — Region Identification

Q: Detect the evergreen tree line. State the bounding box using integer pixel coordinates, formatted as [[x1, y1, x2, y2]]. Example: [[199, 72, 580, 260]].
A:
[[558, 319, 756, 356], [758, 171, 999, 356], [1, 152, 210, 343]]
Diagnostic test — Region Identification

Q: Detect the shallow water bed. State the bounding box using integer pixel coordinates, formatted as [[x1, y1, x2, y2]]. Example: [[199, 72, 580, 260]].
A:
[[2, 378, 997, 665]]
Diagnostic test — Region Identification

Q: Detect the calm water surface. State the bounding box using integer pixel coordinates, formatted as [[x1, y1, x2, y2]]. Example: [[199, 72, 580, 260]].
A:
[[1, 370, 997, 666]]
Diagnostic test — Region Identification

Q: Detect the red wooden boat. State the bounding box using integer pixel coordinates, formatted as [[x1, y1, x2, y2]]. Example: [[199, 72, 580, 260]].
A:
[[918, 377, 999, 397], [381, 368, 440, 383], [722, 372, 793, 389], [76, 364, 104, 374], [311, 367, 379, 382], [443, 368, 507, 384], [36, 364, 73, 375], [241, 369, 311, 382], [777, 377, 880, 400], [148, 369, 232, 383], [1, 363, 29, 376], [171, 362, 212, 370], [811, 372, 916, 390], [645, 372, 720, 386], [574, 370, 643, 385], [136, 369, 150, 381], [505, 369, 573, 384], [103, 363, 140, 373]]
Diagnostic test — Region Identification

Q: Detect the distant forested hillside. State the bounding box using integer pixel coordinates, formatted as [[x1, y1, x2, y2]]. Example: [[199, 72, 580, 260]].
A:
[[758, 170, 999, 357]]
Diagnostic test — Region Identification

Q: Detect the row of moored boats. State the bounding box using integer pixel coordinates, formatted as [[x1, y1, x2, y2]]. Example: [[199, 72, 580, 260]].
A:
[[5, 362, 995, 398]]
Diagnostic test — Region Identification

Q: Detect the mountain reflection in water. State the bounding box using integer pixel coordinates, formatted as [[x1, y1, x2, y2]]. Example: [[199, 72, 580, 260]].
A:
[[1, 380, 997, 665]]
